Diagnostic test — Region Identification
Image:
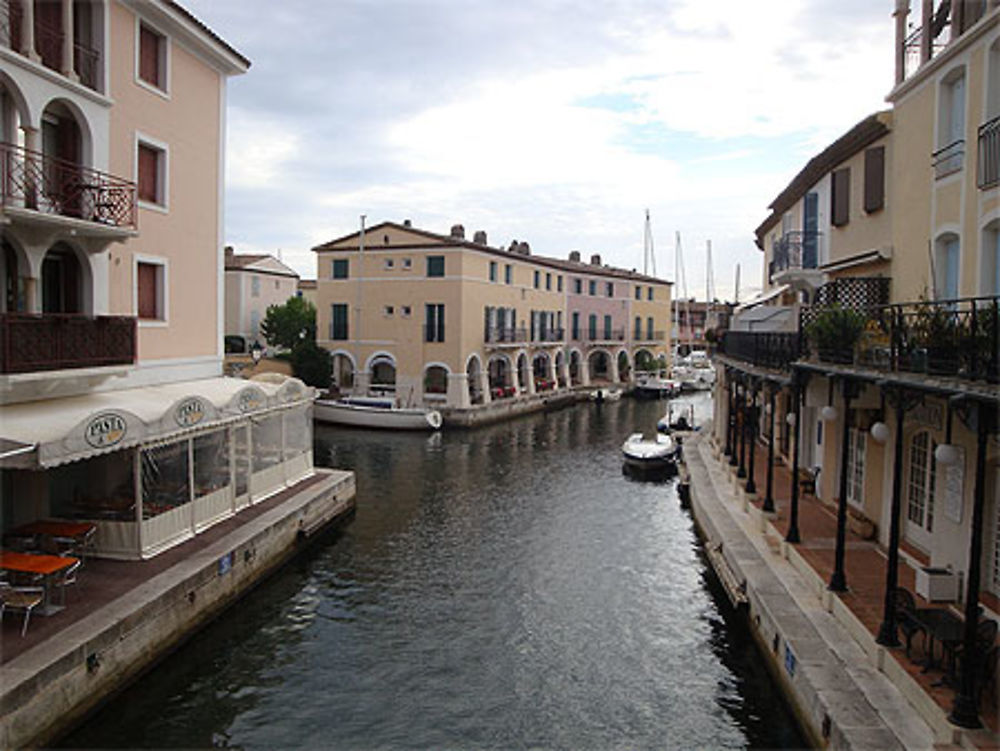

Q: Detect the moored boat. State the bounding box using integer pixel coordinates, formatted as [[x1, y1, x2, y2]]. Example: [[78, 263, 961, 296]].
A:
[[590, 387, 623, 402], [633, 372, 682, 399], [314, 396, 443, 430], [621, 431, 678, 471]]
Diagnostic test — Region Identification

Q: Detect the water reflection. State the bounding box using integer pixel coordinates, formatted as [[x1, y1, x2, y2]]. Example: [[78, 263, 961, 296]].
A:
[[61, 393, 802, 750]]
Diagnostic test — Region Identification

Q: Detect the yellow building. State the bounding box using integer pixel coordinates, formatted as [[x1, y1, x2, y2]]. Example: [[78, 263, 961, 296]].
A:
[[715, 0, 998, 733], [313, 221, 672, 409]]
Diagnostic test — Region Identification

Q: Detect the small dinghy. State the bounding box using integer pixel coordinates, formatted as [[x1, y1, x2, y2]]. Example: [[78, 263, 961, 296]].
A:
[[590, 387, 623, 403]]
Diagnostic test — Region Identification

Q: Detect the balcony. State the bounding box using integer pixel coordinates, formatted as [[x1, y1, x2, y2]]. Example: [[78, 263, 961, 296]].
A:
[[533, 327, 564, 344], [0, 314, 136, 374], [978, 117, 999, 190], [718, 331, 802, 371], [768, 231, 822, 288], [802, 296, 999, 384], [572, 328, 626, 346], [485, 327, 527, 346], [632, 330, 666, 344], [1, 142, 137, 232], [932, 139, 964, 179]]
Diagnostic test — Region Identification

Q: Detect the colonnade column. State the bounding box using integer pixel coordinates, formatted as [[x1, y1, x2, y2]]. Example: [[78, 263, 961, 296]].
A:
[[785, 375, 802, 544], [762, 384, 776, 513], [729, 378, 740, 467], [737, 379, 748, 479], [829, 378, 856, 593], [877, 387, 907, 647], [62, 0, 77, 80], [949, 402, 993, 729], [745, 382, 758, 494], [21, 0, 38, 60], [479, 368, 491, 405], [723, 373, 734, 457]]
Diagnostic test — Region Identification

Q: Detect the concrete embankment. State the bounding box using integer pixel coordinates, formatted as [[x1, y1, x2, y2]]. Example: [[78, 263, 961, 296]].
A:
[[683, 431, 937, 750], [441, 389, 584, 427], [0, 469, 355, 749]]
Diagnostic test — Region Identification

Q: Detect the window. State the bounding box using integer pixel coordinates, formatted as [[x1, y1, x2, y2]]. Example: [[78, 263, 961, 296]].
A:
[[906, 431, 937, 535], [425, 303, 445, 342], [489, 261, 497, 282], [251, 275, 260, 297], [634, 316, 641, 339], [588, 280, 596, 296], [603, 314, 612, 339], [383, 305, 394, 316], [384, 258, 395, 270], [831, 168, 850, 226], [534, 270, 540, 289], [427, 256, 445, 277], [588, 313, 597, 339], [137, 141, 166, 206], [505, 264, 512, 284], [647, 287, 653, 301], [574, 278, 582, 294], [136, 261, 164, 320], [403, 258, 412, 269], [647, 317, 654, 339], [606, 282, 613, 297], [935, 234, 960, 301], [401, 305, 411, 317], [937, 69, 966, 174], [864, 146, 885, 213], [331, 304, 349, 340], [635, 286, 641, 300], [332, 259, 349, 279], [546, 273, 551, 291], [557, 276, 563, 292], [571, 312, 580, 340], [138, 22, 167, 92]]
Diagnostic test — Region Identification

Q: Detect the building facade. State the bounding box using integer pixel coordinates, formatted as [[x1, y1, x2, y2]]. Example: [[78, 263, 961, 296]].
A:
[[1, 1, 317, 560], [224, 246, 300, 351], [714, 0, 999, 732], [313, 221, 673, 409]]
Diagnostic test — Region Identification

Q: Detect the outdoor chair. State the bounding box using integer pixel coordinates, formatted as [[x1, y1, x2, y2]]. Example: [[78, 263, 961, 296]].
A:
[[892, 588, 927, 657], [55, 560, 82, 605], [0, 583, 45, 637], [952, 622, 999, 707]]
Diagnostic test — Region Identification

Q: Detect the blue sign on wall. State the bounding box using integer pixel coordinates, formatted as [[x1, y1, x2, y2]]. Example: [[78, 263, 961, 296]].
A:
[[218, 551, 234, 576], [784, 643, 797, 677]]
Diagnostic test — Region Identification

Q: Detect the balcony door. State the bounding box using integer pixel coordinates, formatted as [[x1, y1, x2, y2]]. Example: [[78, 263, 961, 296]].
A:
[[41, 244, 82, 314], [803, 192, 818, 268], [41, 105, 83, 217], [904, 431, 936, 552]]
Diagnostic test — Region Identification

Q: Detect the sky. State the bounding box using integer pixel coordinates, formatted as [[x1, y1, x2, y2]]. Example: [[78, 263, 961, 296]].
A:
[[182, 0, 893, 302]]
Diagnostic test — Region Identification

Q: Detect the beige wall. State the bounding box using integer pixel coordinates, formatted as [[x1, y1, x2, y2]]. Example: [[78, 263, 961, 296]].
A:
[[827, 134, 893, 266], [107, 2, 223, 363]]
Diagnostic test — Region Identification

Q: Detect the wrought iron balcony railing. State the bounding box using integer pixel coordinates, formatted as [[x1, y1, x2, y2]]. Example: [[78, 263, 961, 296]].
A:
[[632, 330, 666, 343], [769, 230, 821, 279], [573, 328, 626, 344], [803, 295, 999, 383], [978, 117, 999, 190], [533, 328, 565, 343], [718, 331, 803, 371], [485, 326, 527, 344], [1, 142, 137, 230], [932, 139, 964, 179], [0, 314, 136, 374]]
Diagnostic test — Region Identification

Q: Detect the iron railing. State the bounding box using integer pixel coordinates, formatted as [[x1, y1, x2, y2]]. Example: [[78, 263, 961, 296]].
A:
[[73, 39, 100, 90], [632, 330, 666, 343], [1, 142, 137, 229], [0, 314, 136, 374], [485, 326, 527, 344], [933, 139, 964, 179], [769, 230, 821, 279], [978, 117, 999, 190], [719, 331, 803, 371], [533, 327, 565, 343], [573, 328, 626, 344], [803, 295, 999, 383]]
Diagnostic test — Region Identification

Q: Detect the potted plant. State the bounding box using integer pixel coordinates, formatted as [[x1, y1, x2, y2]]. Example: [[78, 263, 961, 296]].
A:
[[912, 303, 963, 375], [804, 305, 867, 364]]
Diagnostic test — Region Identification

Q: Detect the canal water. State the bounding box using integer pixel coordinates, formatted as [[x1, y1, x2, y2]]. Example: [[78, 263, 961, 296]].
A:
[[61, 393, 804, 750]]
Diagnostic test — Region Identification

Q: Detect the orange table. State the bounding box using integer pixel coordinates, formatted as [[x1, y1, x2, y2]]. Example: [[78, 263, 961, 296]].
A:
[[0, 550, 79, 615], [9, 520, 96, 539]]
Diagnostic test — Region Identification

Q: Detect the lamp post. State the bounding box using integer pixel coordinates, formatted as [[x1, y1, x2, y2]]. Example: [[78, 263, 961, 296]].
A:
[[745, 381, 757, 494], [250, 341, 263, 367], [785, 375, 802, 544], [762, 384, 776, 513]]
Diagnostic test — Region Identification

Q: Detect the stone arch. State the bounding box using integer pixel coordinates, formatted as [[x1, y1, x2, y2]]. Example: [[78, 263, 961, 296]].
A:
[[487, 353, 514, 397], [0, 70, 30, 137], [422, 361, 451, 396], [41, 97, 93, 169], [465, 353, 485, 405], [41, 241, 90, 314], [1, 231, 29, 314], [588, 348, 612, 382], [532, 350, 553, 391], [568, 348, 583, 386], [329, 349, 356, 390], [366, 351, 397, 392], [633, 348, 656, 373]]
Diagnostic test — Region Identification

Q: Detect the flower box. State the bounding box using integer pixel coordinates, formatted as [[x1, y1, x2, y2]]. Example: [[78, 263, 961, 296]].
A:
[[915, 566, 958, 602]]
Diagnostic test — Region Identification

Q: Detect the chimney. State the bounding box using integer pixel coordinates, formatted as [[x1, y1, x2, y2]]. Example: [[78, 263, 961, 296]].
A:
[[473, 230, 487, 245], [520, 242, 531, 256], [569, 251, 581, 262], [508, 240, 519, 253], [590, 254, 601, 265], [403, 219, 412, 227], [225, 245, 234, 258], [450, 224, 465, 239]]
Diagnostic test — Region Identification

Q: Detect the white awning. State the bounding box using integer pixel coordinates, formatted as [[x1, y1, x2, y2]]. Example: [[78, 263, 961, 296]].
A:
[[734, 284, 790, 314], [819, 246, 892, 274], [0, 376, 314, 469]]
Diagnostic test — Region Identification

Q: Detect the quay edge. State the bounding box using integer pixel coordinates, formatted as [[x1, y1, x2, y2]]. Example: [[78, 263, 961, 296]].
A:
[[0, 469, 356, 749], [440, 388, 587, 427], [682, 429, 942, 751]]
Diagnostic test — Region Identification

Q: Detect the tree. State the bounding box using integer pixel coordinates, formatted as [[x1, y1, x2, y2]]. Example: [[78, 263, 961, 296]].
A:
[[260, 296, 316, 351], [289, 341, 332, 388]]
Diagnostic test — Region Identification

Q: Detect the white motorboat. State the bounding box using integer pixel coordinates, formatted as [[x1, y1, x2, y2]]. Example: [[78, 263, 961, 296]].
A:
[[633, 372, 682, 399], [621, 431, 678, 471], [314, 396, 443, 430], [590, 387, 623, 402]]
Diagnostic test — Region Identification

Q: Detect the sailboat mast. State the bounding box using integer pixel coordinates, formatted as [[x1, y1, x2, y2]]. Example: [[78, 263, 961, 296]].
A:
[[356, 214, 365, 368], [643, 210, 655, 277]]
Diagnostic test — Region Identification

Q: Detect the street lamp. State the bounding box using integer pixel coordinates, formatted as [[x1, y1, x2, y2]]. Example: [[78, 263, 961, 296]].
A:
[[250, 341, 263, 366]]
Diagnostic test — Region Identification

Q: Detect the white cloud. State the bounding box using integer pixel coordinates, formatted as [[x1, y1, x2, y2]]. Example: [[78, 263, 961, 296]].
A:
[[226, 107, 301, 189]]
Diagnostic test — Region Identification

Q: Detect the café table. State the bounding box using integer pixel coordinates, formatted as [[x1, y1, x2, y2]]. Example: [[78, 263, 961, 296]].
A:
[[0, 550, 79, 616], [6, 519, 96, 559], [916, 607, 965, 681]]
